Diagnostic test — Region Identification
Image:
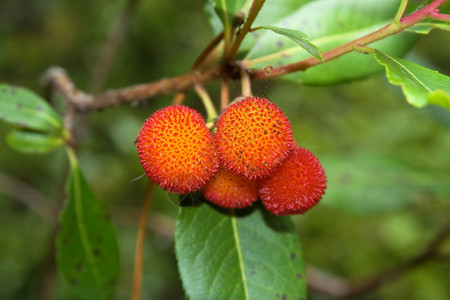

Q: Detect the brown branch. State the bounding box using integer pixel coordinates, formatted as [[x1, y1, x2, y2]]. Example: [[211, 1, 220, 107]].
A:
[[41, 65, 223, 112], [42, 65, 225, 114], [307, 221, 450, 299]]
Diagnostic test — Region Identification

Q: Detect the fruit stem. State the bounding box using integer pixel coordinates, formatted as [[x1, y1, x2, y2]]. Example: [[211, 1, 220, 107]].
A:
[[220, 77, 230, 110], [172, 91, 186, 105], [237, 61, 252, 97], [131, 181, 154, 300], [195, 84, 218, 122]]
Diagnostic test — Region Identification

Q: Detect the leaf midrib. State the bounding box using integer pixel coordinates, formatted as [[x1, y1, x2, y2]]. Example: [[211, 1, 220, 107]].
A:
[[231, 209, 249, 299]]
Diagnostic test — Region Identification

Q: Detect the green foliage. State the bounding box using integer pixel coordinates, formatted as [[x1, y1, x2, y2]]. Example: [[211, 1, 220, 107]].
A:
[[6, 129, 64, 154], [0, 0, 449, 299], [0, 84, 63, 132], [245, 0, 417, 84], [175, 202, 306, 300], [373, 49, 450, 108], [56, 153, 120, 300], [322, 152, 450, 214]]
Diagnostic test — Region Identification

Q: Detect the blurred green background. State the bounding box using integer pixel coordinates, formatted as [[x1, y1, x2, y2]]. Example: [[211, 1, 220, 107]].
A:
[[0, 0, 449, 299]]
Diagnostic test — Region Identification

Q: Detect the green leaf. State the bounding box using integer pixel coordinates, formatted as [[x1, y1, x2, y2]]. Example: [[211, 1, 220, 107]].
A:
[[175, 202, 306, 300], [258, 25, 323, 61], [6, 130, 64, 154], [406, 22, 450, 34], [0, 84, 63, 132], [56, 153, 120, 300], [321, 153, 450, 214], [373, 48, 450, 109], [245, 0, 418, 85]]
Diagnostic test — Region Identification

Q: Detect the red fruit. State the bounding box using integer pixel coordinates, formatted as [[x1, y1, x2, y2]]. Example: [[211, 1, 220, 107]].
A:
[[136, 105, 218, 194], [202, 167, 258, 209], [214, 97, 293, 179], [259, 145, 326, 216]]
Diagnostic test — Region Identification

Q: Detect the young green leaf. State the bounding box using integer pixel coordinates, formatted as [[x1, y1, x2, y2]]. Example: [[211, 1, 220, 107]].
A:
[[56, 152, 120, 300], [373, 49, 450, 109], [175, 202, 306, 300], [258, 25, 323, 61], [245, 0, 418, 85], [6, 130, 64, 154], [406, 22, 450, 34], [0, 84, 63, 132]]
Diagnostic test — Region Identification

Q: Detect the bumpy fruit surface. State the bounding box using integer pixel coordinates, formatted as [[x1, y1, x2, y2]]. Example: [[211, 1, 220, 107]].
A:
[[136, 105, 218, 194], [214, 97, 293, 179], [259, 145, 326, 215], [202, 167, 258, 209]]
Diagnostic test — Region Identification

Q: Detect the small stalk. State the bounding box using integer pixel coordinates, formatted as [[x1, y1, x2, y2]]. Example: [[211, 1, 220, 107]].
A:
[[195, 84, 218, 123], [394, 0, 409, 24], [131, 181, 154, 300], [220, 77, 230, 110]]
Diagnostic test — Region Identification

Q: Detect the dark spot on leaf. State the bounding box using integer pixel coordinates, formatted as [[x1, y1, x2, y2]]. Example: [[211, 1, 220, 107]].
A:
[[275, 293, 280, 298], [96, 236, 104, 244], [61, 238, 68, 246], [282, 294, 287, 300], [76, 261, 83, 272], [290, 253, 296, 260], [1, 88, 6, 93], [16, 121, 27, 127], [277, 41, 284, 48], [16, 103, 22, 109], [36, 106, 44, 111], [11, 86, 17, 95], [93, 248, 101, 257], [70, 277, 78, 286], [105, 277, 117, 288], [297, 273, 303, 280], [250, 270, 256, 276]]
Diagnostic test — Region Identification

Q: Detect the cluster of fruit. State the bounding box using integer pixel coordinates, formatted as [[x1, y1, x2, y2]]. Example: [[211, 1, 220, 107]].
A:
[[136, 97, 326, 215]]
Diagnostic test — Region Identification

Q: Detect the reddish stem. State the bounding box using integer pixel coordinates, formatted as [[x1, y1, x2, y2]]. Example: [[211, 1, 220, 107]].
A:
[[251, 0, 449, 80]]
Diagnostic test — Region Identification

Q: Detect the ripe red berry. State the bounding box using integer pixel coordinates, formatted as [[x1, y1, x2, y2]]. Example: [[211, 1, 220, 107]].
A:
[[259, 145, 326, 216], [136, 105, 218, 194], [214, 97, 293, 179], [202, 167, 258, 209]]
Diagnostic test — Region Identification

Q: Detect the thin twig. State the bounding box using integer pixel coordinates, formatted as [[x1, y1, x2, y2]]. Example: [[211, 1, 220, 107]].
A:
[[131, 181, 154, 300], [0, 172, 55, 221], [307, 220, 450, 299], [225, 0, 266, 62], [89, 0, 141, 94]]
